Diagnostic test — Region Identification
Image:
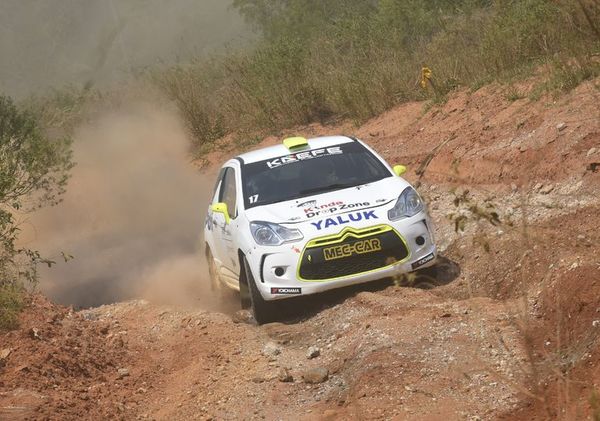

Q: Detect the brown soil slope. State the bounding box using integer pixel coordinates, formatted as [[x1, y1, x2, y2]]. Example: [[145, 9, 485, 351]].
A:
[[1, 79, 599, 420]]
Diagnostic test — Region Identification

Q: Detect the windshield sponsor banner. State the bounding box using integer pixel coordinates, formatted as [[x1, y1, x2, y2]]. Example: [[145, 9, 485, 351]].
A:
[[311, 210, 378, 230], [271, 287, 302, 295], [267, 146, 342, 169]]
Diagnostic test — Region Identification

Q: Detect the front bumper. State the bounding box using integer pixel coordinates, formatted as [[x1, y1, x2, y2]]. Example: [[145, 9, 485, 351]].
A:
[[245, 212, 437, 301]]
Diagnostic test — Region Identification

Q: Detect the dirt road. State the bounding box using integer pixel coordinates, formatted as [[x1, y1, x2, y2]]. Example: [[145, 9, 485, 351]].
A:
[[1, 78, 599, 420]]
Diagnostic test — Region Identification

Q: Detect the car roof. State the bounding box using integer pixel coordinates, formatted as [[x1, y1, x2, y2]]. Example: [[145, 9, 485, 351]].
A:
[[236, 135, 355, 164]]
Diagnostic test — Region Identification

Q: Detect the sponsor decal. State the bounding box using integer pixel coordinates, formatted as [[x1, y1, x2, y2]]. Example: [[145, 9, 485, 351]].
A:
[[303, 201, 342, 213], [323, 238, 382, 261], [303, 201, 370, 218], [311, 210, 378, 230], [271, 287, 302, 295], [267, 146, 343, 169], [291, 245, 301, 254], [411, 252, 435, 270], [297, 199, 317, 208]]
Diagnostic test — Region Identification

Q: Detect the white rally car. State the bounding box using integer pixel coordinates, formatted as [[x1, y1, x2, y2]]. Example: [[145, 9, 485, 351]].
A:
[[204, 136, 436, 323]]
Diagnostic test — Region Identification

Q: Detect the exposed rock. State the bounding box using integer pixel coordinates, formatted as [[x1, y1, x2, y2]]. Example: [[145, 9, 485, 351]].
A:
[[556, 122, 567, 131], [322, 409, 339, 419], [0, 348, 11, 360], [29, 328, 41, 340], [306, 346, 321, 359], [262, 342, 281, 358], [588, 147, 597, 157], [277, 367, 293, 383], [0, 348, 11, 367], [117, 368, 130, 378], [302, 367, 329, 384], [231, 310, 254, 324], [82, 312, 97, 321]]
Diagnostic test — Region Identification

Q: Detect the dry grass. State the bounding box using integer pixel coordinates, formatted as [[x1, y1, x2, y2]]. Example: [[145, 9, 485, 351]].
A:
[[0, 282, 24, 330], [146, 0, 600, 155]]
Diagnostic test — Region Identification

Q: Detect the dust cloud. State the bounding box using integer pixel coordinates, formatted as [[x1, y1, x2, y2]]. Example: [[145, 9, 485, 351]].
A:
[[0, 0, 251, 98], [23, 101, 223, 309]]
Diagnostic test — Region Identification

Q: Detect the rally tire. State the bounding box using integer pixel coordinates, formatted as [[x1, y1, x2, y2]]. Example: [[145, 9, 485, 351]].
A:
[[415, 264, 439, 290], [239, 274, 251, 310], [242, 256, 276, 325], [206, 248, 224, 295]]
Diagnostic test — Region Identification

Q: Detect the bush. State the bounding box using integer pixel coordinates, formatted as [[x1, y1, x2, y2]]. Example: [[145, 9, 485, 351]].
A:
[[0, 282, 24, 330], [152, 0, 599, 155], [0, 95, 73, 329]]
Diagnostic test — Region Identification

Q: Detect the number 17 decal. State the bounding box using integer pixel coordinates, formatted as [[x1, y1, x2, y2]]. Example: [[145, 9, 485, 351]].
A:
[[249, 194, 259, 204]]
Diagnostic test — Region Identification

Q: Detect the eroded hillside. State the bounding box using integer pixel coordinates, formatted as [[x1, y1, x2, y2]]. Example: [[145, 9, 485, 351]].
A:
[[1, 79, 599, 420]]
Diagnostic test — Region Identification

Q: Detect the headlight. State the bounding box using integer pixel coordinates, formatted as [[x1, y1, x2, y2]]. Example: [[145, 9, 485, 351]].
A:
[[388, 187, 424, 221], [249, 221, 303, 246]]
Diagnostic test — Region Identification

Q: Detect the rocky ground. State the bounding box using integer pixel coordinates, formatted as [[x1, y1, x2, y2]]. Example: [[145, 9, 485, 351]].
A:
[[1, 78, 599, 420]]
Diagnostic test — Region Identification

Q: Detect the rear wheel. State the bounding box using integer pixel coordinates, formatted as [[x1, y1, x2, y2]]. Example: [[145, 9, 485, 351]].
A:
[[206, 248, 223, 294], [242, 256, 276, 324]]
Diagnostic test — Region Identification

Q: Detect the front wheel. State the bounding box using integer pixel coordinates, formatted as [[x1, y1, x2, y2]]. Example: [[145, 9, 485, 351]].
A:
[[242, 256, 276, 325], [415, 264, 439, 289]]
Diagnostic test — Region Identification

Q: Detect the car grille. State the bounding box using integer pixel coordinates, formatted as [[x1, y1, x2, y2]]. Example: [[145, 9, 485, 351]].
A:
[[298, 225, 409, 281]]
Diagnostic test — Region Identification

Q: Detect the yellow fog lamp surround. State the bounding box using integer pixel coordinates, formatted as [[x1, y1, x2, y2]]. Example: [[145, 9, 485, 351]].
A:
[[393, 165, 407, 176], [211, 202, 231, 224], [283, 136, 309, 151]]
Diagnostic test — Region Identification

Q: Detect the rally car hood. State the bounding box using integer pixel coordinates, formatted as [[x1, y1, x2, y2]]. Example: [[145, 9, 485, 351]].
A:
[[243, 176, 412, 225]]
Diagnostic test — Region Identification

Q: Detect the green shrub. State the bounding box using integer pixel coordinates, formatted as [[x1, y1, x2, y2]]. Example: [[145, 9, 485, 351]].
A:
[[0, 95, 73, 328]]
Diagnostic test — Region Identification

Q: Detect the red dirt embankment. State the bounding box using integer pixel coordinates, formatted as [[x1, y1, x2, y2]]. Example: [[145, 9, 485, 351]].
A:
[[1, 78, 599, 420]]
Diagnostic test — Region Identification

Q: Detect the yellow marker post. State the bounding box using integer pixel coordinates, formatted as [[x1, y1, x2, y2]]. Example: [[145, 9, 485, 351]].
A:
[[421, 66, 432, 89]]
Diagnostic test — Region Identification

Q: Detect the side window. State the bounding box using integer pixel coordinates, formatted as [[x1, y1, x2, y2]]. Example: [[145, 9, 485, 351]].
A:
[[211, 168, 225, 204], [219, 167, 238, 218]]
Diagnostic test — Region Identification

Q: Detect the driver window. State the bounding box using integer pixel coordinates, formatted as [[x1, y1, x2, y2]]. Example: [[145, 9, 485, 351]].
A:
[[211, 168, 225, 204], [219, 167, 237, 218]]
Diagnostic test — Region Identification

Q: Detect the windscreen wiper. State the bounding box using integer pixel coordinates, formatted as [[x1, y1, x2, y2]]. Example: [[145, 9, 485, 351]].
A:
[[299, 182, 361, 196]]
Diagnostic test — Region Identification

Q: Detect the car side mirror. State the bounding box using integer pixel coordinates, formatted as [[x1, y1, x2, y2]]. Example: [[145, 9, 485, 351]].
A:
[[393, 165, 407, 176], [211, 202, 231, 224]]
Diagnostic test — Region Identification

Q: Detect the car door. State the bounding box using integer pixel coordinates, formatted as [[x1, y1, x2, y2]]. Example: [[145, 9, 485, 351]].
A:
[[205, 167, 224, 247], [211, 166, 241, 287]]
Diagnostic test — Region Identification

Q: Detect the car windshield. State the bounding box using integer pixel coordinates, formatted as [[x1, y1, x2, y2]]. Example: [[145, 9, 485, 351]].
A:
[[242, 141, 392, 209]]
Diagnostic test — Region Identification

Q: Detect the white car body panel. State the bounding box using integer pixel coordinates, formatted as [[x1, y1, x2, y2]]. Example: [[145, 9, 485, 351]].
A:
[[204, 136, 437, 301]]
